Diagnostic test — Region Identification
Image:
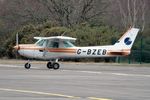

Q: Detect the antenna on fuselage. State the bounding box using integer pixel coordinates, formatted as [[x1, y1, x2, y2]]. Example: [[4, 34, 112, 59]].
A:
[[61, 31, 66, 36]]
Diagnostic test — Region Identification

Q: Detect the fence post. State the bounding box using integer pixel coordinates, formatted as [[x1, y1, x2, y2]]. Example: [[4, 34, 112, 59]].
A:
[[140, 37, 143, 64], [116, 57, 120, 63], [128, 54, 131, 64]]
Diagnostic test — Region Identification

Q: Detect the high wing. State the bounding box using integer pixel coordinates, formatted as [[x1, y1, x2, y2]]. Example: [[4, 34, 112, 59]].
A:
[[34, 36, 76, 41]]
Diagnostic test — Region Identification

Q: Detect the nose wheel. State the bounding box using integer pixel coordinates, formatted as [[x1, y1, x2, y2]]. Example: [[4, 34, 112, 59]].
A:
[[24, 63, 31, 69]]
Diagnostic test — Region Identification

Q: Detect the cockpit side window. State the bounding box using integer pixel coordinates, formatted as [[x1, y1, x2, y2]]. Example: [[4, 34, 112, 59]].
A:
[[48, 41, 59, 48]]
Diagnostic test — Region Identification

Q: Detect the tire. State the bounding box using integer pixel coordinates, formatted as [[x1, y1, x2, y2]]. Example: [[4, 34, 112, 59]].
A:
[[24, 63, 31, 69], [47, 62, 53, 69], [52, 63, 60, 70]]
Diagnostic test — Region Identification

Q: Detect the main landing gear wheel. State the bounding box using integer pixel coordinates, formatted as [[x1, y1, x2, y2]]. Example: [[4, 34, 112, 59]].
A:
[[24, 63, 31, 69], [52, 63, 60, 70], [47, 62, 60, 70], [47, 62, 53, 69]]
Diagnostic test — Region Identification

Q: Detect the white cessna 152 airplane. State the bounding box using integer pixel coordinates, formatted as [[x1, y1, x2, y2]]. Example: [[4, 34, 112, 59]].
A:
[[14, 27, 139, 70]]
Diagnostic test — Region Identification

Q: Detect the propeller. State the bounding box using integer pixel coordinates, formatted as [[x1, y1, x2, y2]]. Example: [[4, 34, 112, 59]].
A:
[[13, 33, 20, 58], [16, 33, 18, 46], [13, 33, 20, 50]]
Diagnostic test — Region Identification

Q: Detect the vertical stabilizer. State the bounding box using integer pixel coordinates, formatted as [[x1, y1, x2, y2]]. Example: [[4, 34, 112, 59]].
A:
[[114, 28, 139, 50]]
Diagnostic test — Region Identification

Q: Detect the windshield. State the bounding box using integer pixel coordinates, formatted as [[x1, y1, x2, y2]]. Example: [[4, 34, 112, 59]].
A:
[[36, 39, 47, 46]]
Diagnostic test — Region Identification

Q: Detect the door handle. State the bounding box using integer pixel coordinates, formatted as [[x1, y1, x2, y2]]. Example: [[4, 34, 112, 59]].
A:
[[39, 49, 44, 52]]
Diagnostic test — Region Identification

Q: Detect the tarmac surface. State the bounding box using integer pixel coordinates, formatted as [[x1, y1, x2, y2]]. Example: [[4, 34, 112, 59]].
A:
[[0, 60, 150, 100]]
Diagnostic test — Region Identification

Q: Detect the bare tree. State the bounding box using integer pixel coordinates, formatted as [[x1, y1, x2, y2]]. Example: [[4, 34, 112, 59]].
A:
[[37, 0, 108, 27], [77, 0, 94, 23], [140, 0, 146, 32], [116, 0, 146, 30], [0, 0, 109, 31], [38, 0, 74, 26]]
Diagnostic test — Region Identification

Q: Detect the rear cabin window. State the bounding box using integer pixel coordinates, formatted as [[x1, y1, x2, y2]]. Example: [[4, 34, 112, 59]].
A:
[[63, 41, 75, 48]]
